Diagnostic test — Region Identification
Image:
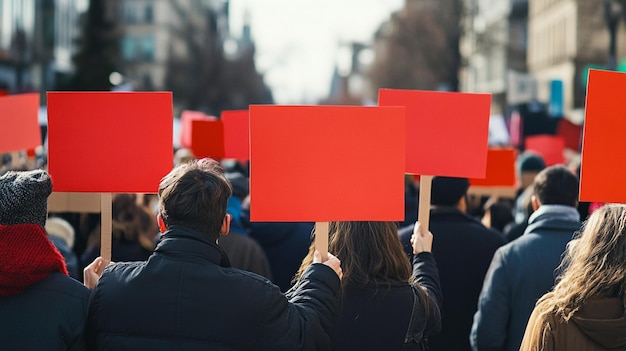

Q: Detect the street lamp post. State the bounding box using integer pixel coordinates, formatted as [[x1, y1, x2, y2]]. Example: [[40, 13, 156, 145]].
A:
[[604, 0, 626, 70]]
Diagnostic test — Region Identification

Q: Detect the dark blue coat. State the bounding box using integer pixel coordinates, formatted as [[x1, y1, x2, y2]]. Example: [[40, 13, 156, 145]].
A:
[[243, 220, 313, 291], [399, 207, 504, 351], [470, 206, 581, 351], [0, 272, 90, 350], [86, 225, 340, 351]]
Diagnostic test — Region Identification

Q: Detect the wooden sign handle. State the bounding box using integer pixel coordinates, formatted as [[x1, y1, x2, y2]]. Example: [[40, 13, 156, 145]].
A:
[[315, 222, 329, 262], [100, 193, 112, 262], [418, 175, 433, 233], [10, 151, 20, 168]]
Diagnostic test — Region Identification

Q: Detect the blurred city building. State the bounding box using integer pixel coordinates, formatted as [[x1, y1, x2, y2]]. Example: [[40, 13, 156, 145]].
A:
[[460, 0, 529, 115], [114, 0, 270, 114], [0, 0, 87, 94], [366, 0, 463, 99], [528, 0, 626, 116], [114, 0, 228, 91], [320, 42, 373, 105]]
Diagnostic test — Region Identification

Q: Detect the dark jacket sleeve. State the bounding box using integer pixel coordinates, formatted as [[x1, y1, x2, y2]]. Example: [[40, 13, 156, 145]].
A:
[[263, 263, 341, 351], [470, 247, 510, 351], [412, 252, 443, 337]]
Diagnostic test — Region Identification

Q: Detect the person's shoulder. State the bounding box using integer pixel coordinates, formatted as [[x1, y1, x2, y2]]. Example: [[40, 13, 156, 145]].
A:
[[99, 261, 147, 283], [30, 272, 89, 300], [465, 222, 506, 245], [224, 266, 277, 288], [220, 267, 286, 301]]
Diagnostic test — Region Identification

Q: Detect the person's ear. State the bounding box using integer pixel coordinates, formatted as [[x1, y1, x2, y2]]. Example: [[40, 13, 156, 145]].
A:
[[531, 195, 541, 211], [157, 214, 167, 233], [220, 214, 231, 235], [457, 195, 468, 213]]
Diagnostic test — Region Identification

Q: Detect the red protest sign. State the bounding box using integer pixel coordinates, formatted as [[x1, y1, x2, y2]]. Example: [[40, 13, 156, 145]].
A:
[[470, 148, 517, 187], [222, 110, 249, 161], [525, 135, 565, 166], [378, 89, 491, 178], [556, 118, 582, 151], [0, 93, 41, 153], [580, 69, 626, 203], [249, 105, 405, 222], [47, 92, 173, 193], [180, 110, 224, 159]]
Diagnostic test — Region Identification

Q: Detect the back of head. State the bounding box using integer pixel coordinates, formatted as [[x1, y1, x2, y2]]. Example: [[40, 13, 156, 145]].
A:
[[518, 152, 546, 174], [45, 217, 75, 248], [518, 153, 546, 189], [539, 204, 626, 320], [112, 194, 157, 247], [0, 170, 52, 228], [173, 148, 195, 166], [328, 221, 411, 288], [431, 177, 469, 207], [532, 165, 579, 207], [158, 158, 232, 240]]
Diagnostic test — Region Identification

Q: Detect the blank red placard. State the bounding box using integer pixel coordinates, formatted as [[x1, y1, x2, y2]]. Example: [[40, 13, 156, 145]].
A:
[[222, 110, 249, 161], [525, 135, 565, 166], [249, 105, 405, 222], [470, 148, 517, 186], [378, 89, 491, 178], [47, 92, 173, 193], [580, 69, 626, 203], [556, 118, 582, 151], [180, 110, 224, 159], [0, 93, 41, 153]]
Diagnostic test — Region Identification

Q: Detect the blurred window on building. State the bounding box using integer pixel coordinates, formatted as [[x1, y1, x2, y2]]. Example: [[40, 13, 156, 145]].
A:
[[122, 36, 137, 61], [142, 36, 154, 61], [143, 73, 153, 90], [144, 4, 153, 24], [124, 2, 138, 24]]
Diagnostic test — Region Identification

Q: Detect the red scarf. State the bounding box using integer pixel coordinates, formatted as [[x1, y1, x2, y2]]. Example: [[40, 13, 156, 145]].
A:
[[0, 223, 68, 296]]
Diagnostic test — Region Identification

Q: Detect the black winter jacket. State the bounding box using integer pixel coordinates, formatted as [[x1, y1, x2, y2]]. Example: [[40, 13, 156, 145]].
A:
[[86, 225, 340, 351], [0, 272, 90, 350], [331, 252, 442, 351], [399, 207, 504, 351]]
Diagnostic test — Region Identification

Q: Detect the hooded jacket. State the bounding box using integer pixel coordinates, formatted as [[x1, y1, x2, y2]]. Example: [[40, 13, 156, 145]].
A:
[[520, 297, 625, 351]]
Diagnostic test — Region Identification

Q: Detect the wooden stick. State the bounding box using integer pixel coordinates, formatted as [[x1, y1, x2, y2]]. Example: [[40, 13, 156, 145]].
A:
[[418, 175, 433, 233], [315, 222, 329, 262], [467, 186, 517, 198], [10, 151, 20, 168], [100, 193, 112, 262]]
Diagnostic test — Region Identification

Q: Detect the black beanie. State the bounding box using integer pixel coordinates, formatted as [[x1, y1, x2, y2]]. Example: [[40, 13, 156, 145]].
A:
[[431, 176, 469, 206], [518, 153, 546, 173], [0, 170, 52, 228]]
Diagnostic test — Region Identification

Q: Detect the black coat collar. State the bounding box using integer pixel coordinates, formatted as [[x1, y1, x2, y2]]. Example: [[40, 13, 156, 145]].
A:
[[155, 226, 231, 267]]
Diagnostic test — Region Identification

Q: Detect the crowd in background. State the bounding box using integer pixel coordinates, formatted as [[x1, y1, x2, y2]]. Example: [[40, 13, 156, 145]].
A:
[[0, 146, 624, 351]]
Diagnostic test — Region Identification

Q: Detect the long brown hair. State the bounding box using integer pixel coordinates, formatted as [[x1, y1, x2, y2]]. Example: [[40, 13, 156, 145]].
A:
[[295, 221, 412, 289], [528, 204, 626, 346]]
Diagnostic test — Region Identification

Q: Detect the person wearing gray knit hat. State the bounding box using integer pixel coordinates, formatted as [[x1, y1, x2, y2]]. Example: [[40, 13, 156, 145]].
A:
[[0, 169, 90, 350], [0, 169, 52, 227]]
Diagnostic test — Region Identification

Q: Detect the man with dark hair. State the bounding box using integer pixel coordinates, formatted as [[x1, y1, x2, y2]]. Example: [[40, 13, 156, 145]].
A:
[[399, 176, 504, 351], [86, 158, 342, 350], [471, 165, 581, 351]]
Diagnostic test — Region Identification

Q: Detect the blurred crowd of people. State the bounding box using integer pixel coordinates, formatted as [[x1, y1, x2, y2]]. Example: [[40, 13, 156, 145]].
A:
[[0, 147, 624, 350]]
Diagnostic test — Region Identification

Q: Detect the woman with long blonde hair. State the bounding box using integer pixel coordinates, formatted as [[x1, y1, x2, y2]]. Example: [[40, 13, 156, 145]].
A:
[[292, 221, 442, 350], [520, 204, 626, 351]]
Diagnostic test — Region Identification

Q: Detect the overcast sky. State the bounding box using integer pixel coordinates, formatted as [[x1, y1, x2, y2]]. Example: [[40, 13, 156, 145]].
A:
[[229, 0, 404, 104]]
